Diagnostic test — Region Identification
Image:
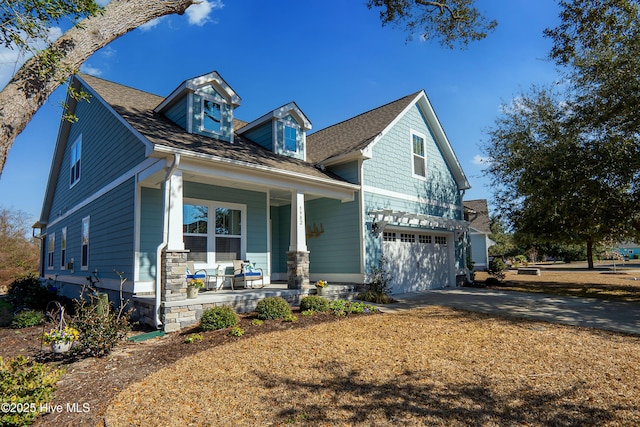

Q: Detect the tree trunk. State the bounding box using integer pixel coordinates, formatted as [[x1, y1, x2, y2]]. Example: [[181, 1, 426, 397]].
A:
[[0, 0, 195, 176], [586, 237, 594, 270]]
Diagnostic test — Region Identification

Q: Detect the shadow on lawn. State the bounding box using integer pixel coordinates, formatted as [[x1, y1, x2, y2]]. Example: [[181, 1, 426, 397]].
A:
[[492, 280, 640, 303], [254, 363, 624, 426]]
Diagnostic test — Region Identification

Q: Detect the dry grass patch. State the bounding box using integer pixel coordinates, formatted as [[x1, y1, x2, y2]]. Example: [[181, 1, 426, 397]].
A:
[[478, 269, 640, 302], [104, 307, 640, 426]]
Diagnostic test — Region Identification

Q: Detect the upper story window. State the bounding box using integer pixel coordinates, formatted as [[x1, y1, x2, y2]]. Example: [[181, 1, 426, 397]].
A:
[[284, 125, 297, 152], [202, 99, 222, 134], [70, 136, 82, 187], [411, 131, 426, 178]]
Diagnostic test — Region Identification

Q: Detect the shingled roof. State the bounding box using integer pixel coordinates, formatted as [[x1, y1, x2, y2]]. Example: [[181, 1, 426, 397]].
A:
[[76, 74, 346, 182], [306, 91, 421, 163], [464, 199, 492, 234]]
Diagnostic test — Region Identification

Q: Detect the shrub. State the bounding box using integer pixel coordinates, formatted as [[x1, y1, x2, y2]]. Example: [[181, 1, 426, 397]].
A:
[[7, 275, 56, 312], [357, 290, 394, 304], [70, 288, 132, 358], [488, 257, 506, 281], [299, 295, 330, 313], [184, 333, 203, 344], [200, 306, 238, 331], [255, 297, 291, 320], [251, 319, 264, 326], [329, 299, 379, 316], [10, 311, 44, 329], [229, 326, 244, 337], [0, 356, 64, 427], [283, 314, 297, 322]]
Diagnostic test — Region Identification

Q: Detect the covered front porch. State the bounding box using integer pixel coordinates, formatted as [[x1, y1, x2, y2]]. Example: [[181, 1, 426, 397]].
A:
[[135, 155, 359, 331]]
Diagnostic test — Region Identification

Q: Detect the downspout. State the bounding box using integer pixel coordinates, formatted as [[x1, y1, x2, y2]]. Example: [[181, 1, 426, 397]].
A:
[[154, 154, 180, 328], [460, 189, 469, 284]]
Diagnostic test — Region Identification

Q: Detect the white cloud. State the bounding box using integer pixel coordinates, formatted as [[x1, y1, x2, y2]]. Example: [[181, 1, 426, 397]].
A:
[[0, 26, 63, 90], [472, 154, 489, 165], [139, 16, 166, 32], [186, 0, 224, 26], [79, 63, 103, 76]]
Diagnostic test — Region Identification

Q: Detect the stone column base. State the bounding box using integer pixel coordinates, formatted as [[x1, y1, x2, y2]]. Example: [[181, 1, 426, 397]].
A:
[[287, 251, 310, 289]]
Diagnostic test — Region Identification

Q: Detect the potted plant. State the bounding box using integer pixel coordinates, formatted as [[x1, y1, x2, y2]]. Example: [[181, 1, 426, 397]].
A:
[[43, 326, 80, 353], [315, 280, 328, 296], [187, 278, 204, 299]]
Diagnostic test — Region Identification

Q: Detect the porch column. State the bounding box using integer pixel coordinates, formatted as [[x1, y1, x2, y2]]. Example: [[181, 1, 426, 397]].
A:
[[287, 190, 310, 289], [167, 171, 184, 251]]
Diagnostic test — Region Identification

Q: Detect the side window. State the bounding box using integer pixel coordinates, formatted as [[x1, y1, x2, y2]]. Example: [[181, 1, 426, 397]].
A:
[[81, 217, 90, 270], [60, 227, 67, 269], [411, 131, 426, 178], [70, 135, 82, 187], [47, 233, 55, 269], [202, 99, 222, 134]]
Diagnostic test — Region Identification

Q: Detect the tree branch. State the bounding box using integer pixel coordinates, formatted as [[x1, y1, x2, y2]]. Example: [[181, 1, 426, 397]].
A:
[[0, 0, 196, 176]]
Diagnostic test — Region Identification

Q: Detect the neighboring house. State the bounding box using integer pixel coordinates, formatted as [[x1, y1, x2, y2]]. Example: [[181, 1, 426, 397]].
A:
[[463, 199, 495, 271], [34, 71, 471, 329], [614, 242, 640, 260]]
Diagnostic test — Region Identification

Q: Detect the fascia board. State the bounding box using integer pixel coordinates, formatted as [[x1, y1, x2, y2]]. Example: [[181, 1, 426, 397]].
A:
[[239, 102, 312, 135], [154, 71, 241, 113], [154, 146, 359, 201], [321, 149, 371, 167], [39, 79, 80, 223]]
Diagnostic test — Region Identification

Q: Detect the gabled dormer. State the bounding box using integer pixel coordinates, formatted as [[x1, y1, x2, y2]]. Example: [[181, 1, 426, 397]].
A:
[[155, 71, 241, 143], [238, 102, 311, 161]]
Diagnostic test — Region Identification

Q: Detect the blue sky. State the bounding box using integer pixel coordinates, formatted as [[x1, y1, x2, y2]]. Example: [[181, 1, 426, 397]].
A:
[[0, 0, 562, 224]]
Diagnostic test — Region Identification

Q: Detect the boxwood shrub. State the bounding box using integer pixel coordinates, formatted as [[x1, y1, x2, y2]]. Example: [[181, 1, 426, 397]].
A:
[[200, 306, 238, 331], [299, 295, 330, 313], [255, 297, 291, 320]]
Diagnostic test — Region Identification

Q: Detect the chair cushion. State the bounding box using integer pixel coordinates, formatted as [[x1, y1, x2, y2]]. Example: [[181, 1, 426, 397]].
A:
[[234, 271, 261, 278], [187, 273, 206, 280]]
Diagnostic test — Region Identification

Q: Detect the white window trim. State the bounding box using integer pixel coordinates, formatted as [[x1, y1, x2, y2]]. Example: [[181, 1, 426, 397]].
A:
[[81, 216, 90, 271], [410, 129, 427, 180], [199, 91, 227, 136], [60, 227, 67, 270], [69, 135, 82, 188], [184, 198, 247, 268], [282, 122, 300, 154]]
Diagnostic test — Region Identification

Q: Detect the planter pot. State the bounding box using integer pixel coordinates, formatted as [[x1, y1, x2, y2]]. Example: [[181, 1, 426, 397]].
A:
[[316, 287, 326, 296], [187, 286, 199, 299], [51, 341, 72, 353]]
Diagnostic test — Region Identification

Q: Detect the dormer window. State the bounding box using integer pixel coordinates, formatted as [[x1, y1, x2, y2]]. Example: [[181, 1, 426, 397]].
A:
[[154, 71, 241, 143], [202, 99, 222, 134], [284, 124, 298, 152]]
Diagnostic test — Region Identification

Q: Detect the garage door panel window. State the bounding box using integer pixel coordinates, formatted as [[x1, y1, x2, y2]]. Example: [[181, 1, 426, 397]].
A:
[[400, 233, 415, 243], [383, 232, 396, 242], [435, 235, 447, 245], [419, 235, 432, 244]]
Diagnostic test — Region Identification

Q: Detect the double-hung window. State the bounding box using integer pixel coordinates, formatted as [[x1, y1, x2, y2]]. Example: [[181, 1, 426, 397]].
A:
[[202, 99, 222, 134], [183, 204, 208, 262], [284, 125, 297, 152], [47, 233, 55, 269], [183, 201, 245, 265], [70, 136, 82, 187], [81, 217, 90, 270], [411, 131, 426, 178]]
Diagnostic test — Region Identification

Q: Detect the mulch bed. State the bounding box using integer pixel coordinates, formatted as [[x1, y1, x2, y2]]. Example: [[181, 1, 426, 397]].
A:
[[1, 309, 344, 427]]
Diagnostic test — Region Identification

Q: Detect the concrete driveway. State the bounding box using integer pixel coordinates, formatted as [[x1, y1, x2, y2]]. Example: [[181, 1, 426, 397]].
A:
[[380, 287, 640, 336]]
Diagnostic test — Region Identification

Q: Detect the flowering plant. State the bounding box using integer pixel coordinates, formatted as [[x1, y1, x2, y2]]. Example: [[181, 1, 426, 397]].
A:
[[188, 278, 205, 288], [315, 280, 327, 288], [43, 326, 80, 344]]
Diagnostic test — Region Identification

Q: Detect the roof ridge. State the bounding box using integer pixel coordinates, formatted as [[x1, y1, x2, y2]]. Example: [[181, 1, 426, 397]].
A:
[[309, 90, 422, 136]]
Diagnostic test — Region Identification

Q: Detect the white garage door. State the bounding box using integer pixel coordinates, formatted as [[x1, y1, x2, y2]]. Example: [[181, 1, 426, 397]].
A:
[[382, 231, 451, 293]]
